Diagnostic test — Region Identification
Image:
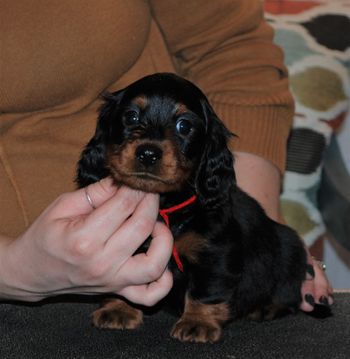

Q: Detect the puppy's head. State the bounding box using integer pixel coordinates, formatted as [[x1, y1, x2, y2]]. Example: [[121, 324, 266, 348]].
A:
[[77, 73, 234, 202]]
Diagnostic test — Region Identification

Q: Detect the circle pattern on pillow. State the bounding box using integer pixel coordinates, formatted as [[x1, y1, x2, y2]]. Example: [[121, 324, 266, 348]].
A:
[[265, 1, 350, 246]]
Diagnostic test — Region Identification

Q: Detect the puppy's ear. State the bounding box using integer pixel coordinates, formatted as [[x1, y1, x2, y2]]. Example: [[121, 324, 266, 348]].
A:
[[195, 99, 236, 209], [76, 90, 124, 187]]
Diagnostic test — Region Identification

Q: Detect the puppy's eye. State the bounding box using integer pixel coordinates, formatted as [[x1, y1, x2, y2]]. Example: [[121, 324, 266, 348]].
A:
[[123, 110, 140, 126], [176, 119, 192, 136]]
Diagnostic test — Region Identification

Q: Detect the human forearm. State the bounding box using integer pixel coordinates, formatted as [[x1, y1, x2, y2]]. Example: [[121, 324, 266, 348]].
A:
[[234, 151, 282, 222]]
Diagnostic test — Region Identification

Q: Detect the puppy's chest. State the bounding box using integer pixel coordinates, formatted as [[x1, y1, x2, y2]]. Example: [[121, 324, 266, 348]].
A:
[[162, 211, 209, 267], [136, 205, 209, 268]]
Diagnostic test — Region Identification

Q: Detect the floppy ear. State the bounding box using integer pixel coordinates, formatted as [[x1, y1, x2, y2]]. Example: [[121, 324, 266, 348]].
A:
[[195, 99, 236, 209], [75, 91, 124, 188]]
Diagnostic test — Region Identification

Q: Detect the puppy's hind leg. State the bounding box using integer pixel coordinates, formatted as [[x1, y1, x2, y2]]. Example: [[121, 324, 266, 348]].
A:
[[247, 302, 293, 322], [92, 298, 143, 330]]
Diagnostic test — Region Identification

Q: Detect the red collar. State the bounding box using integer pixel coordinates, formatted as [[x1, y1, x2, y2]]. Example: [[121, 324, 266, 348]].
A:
[[159, 195, 197, 272]]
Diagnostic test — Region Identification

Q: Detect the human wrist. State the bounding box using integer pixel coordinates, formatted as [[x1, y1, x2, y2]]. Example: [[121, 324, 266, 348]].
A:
[[0, 235, 16, 300], [0, 235, 39, 301]]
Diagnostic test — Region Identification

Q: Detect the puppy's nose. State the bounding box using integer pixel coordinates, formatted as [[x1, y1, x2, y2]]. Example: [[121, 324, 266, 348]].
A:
[[135, 144, 163, 167]]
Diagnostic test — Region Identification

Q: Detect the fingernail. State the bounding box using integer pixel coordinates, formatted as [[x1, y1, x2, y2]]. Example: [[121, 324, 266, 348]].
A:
[[319, 296, 329, 306], [306, 264, 315, 279], [305, 294, 315, 307]]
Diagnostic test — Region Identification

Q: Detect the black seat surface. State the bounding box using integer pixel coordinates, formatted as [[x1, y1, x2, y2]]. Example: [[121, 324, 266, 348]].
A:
[[1, 292, 349, 359]]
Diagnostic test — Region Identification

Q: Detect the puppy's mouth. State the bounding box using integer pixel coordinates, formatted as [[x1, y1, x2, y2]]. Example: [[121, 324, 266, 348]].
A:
[[124, 171, 173, 184], [109, 166, 183, 193]]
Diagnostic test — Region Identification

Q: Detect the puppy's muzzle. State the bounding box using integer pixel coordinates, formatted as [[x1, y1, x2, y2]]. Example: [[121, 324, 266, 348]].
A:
[[135, 144, 163, 168]]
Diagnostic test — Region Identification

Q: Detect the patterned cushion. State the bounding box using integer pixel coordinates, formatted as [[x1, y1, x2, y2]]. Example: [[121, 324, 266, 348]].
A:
[[264, 0, 350, 246]]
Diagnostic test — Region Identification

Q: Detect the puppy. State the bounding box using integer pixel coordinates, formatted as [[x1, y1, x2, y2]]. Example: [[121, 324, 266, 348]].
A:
[[76, 73, 307, 343]]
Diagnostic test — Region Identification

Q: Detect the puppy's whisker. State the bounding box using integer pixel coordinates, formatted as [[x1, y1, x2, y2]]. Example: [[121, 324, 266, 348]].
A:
[[160, 164, 178, 169], [126, 172, 164, 180], [185, 178, 196, 188]]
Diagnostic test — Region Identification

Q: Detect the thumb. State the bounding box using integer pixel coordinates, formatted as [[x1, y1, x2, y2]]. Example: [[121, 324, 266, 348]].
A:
[[54, 177, 118, 217]]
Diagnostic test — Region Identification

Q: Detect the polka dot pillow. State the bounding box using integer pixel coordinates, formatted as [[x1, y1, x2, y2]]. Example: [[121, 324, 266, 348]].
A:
[[264, 0, 350, 246]]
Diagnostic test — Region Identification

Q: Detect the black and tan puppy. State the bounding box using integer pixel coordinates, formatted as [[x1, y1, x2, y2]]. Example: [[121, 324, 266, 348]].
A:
[[76, 73, 307, 343]]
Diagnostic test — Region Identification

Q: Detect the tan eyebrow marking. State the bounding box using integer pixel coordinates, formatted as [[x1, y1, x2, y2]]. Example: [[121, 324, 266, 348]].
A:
[[175, 103, 188, 115], [132, 95, 148, 109]]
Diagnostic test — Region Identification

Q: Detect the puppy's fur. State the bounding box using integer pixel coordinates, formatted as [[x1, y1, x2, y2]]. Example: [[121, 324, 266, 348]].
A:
[[76, 73, 307, 343]]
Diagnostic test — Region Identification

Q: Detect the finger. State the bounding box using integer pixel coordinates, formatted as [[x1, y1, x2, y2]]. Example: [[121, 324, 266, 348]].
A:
[[313, 262, 333, 306], [81, 177, 118, 211], [300, 278, 316, 312], [119, 269, 173, 306], [328, 285, 334, 305], [329, 293, 334, 305], [115, 222, 173, 285], [84, 187, 155, 243], [300, 252, 316, 312], [300, 252, 333, 311], [103, 193, 161, 257], [53, 177, 118, 217]]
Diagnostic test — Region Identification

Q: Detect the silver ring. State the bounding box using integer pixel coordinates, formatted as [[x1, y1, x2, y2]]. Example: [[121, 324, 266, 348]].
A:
[[313, 257, 326, 272], [85, 187, 96, 210], [318, 261, 327, 272]]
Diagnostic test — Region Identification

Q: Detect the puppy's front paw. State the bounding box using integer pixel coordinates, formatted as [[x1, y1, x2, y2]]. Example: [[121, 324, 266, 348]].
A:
[[171, 318, 222, 343], [92, 298, 143, 330], [170, 296, 229, 343]]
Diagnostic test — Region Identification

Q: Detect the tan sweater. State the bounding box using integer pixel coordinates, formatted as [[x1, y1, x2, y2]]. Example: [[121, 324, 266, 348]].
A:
[[0, 0, 294, 237]]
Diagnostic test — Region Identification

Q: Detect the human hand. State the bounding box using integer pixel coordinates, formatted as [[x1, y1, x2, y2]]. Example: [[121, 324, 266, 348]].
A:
[[0, 178, 173, 305], [234, 152, 333, 313], [300, 248, 334, 312]]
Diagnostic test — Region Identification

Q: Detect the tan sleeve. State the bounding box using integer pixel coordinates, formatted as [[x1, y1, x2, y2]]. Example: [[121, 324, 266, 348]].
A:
[[150, 0, 294, 173]]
